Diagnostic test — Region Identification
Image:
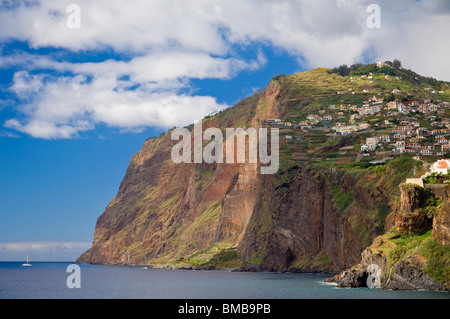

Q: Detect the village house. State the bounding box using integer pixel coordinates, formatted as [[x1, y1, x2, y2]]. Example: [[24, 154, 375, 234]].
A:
[[420, 148, 433, 156], [391, 125, 416, 136], [398, 103, 408, 113], [431, 129, 441, 136], [366, 136, 380, 145], [333, 124, 359, 135], [394, 133, 406, 139], [361, 143, 377, 152], [396, 140, 406, 151], [419, 105, 429, 113], [428, 159, 450, 175], [359, 122, 370, 130], [442, 144, 450, 153], [417, 126, 428, 134], [369, 96, 383, 104], [388, 101, 398, 110], [431, 121, 443, 127]]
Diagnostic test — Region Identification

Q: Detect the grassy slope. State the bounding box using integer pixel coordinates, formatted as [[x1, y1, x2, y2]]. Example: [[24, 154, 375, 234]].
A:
[[370, 229, 450, 285]]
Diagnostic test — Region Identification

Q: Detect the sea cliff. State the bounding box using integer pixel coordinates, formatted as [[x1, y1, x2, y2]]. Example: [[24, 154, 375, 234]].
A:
[[78, 66, 450, 290]]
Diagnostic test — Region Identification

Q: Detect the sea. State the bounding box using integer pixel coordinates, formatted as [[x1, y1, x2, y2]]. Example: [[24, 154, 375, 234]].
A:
[[0, 262, 449, 299]]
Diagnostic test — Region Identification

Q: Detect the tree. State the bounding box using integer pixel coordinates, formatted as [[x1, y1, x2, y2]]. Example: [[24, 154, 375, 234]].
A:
[[393, 59, 402, 69], [384, 93, 396, 103]]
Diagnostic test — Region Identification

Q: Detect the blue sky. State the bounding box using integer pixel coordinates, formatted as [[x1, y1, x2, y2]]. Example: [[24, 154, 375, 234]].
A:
[[0, 0, 449, 261]]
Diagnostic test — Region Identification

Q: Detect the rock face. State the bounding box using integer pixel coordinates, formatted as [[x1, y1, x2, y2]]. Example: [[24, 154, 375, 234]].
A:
[[395, 184, 433, 234], [77, 83, 273, 265], [238, 167, 384, 272], [395, 212, 432, 235], [433, 204, 450, 246], [336, 269, 368, 288], [385, 256, 447, 291], [78, 127, 260, 265], [398, 183, 428, 214], [333, 183, 449, 291]]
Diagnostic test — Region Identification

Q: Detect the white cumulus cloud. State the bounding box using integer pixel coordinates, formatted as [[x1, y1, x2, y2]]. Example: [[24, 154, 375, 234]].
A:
[[0, 0, 449, 139]]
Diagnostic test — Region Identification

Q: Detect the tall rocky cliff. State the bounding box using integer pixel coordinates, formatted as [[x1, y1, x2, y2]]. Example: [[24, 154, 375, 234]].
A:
[[238, 166, 388, 272], [77, 68, 448, 284]]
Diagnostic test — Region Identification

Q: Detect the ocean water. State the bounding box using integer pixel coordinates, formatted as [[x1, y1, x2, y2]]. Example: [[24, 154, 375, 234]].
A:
[[0, 262, 448, 299]]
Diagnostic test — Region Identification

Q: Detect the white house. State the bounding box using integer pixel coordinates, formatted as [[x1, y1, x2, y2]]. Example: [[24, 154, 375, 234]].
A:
[[429, 159, 450, 175], [442, 144, 450, 153], [366, 137, 380, 145], [388, 101, 398, 110], [359, 122, 370, 130], [395, 140, 406, 151], [420, 148, 433, 156]]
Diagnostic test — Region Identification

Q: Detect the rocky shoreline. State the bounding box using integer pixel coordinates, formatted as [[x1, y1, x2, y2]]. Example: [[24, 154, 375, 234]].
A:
[[324, 249, 448, 291]]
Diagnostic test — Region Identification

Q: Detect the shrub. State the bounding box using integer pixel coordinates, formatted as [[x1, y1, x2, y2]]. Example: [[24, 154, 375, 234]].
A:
[[415, 238, 450, 284], [387, 155, 416, 174], [424, 172, 450, 184], [328, 183, 354, 213]]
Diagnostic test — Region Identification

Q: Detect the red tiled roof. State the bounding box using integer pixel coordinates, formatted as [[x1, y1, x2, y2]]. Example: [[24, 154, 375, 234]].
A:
[[437, 160, 448, 169]]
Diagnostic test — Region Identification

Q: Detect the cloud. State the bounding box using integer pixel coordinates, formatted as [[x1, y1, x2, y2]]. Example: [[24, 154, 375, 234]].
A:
[[0, 241, 92, 261], [4, 69, 230, 139], [0, 0, 233, 54], [1, 0, 449, 139]]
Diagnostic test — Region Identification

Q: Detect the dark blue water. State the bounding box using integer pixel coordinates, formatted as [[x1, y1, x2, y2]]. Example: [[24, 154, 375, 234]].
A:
[[0, 262, 448, 299]]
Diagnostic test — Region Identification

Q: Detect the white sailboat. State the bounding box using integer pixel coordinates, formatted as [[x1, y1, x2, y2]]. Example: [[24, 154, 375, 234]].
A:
[[22, 255, 32, 267]]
